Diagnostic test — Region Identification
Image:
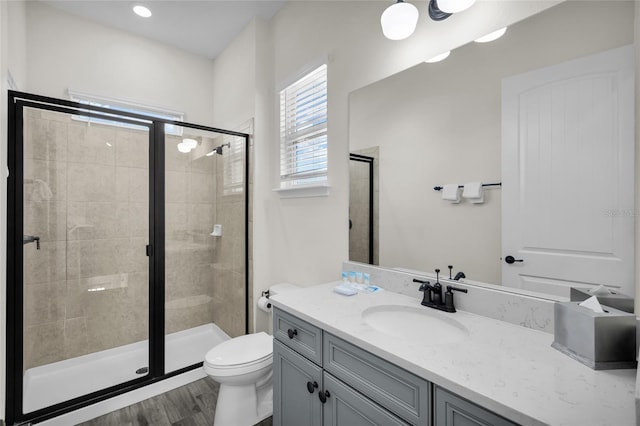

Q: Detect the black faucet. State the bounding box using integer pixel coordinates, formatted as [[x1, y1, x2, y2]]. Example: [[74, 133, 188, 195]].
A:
[[454, 271, 466, 281], [413, 278, 433, 306], [447, 265, 466, 281], [414, 269, 468, 312]]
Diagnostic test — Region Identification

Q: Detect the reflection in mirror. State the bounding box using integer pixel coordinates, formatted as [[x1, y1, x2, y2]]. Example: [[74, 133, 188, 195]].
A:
[[349, 149, 379, 265], [349, 1, 636, 299]]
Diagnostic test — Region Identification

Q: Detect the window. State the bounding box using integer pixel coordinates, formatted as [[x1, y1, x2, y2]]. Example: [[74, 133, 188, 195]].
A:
[[223, 134, 245, 196], [279, 64, 328, 188], [68, 90, 184, 136]]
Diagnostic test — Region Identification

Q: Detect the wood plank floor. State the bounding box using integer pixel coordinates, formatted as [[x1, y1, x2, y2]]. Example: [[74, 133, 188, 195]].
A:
[[76, 377, 273, 426]]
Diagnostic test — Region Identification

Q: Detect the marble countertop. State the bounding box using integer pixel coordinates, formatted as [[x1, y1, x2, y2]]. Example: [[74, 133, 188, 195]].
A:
[[270, 282, 637, 426]]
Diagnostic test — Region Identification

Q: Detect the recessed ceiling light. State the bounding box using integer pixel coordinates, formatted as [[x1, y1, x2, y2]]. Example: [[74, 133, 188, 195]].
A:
[[425, 50, 451, 63], [474, 27, 507, 43], [132, 4, 152, 18], [182, 138, 198, 149], [177, 142, 191, 153]]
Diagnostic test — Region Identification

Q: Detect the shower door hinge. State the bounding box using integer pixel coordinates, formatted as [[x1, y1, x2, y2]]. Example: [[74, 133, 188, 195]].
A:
[[146, 245, 153, 257]]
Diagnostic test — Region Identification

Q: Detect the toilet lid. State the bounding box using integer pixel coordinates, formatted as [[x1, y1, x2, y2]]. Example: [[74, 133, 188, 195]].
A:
[[205, 332, 273, 367]]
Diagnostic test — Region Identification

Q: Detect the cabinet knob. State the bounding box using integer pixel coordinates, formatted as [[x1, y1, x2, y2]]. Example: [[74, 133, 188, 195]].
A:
[[287, 328, 298, 339], [318, 390, 331, 404], [306, 381, 318, 394]]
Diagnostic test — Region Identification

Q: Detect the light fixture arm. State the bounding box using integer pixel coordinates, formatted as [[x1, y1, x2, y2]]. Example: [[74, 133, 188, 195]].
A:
[[428, 0, 452, 21]]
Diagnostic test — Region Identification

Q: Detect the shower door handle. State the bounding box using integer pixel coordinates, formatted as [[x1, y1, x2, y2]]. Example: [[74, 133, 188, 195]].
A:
[[23, 235, 40, 250]]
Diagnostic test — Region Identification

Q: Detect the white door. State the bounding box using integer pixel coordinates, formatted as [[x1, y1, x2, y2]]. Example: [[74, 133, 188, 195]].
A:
[[502, 45, 635, 298]]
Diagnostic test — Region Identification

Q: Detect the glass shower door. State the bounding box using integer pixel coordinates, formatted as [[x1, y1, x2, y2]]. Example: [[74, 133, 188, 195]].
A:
[[164, 125, 247, 374], [21, 105, 151, 413]]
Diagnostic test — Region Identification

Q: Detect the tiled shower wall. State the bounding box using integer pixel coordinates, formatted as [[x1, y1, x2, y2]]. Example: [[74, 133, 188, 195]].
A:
[[23, 108, 150, 370], [23, 110, 248, 370], [163, 132, 246, 339], [211, 150, 246, 338]]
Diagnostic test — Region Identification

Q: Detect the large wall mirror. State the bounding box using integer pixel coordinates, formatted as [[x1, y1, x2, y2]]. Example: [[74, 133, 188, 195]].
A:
[[349, 1, 636, 299]]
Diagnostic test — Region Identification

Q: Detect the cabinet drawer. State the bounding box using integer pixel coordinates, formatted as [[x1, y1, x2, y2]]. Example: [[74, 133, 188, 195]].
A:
[[323, 332, 430, 426], [434, 386, 518, 426], [274, 308, 323, 365], [323, 372, 410, 426]]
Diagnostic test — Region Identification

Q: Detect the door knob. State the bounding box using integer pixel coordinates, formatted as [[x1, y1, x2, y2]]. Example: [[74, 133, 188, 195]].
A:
[[504, 255, 524, 264], [287, 328, 298, 339]]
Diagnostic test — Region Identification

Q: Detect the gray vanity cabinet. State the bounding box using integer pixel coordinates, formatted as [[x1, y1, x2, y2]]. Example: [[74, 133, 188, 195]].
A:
[[273, 308, 424, 426], [322, 372, 409, 426], [273, 308, 516, 426], [273, 339, 323, 426], [434, 387, 518, 426]]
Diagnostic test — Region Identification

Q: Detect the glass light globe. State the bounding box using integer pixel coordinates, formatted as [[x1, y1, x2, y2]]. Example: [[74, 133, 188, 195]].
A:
[[425, 50, 451, 63], [474, 27, 507, 43], [132, 4, 152, 18], [177, 142, 191, 153], [381, 1, 419, 41], [436, 0, 476, 14], [182, 138, 198, 149]]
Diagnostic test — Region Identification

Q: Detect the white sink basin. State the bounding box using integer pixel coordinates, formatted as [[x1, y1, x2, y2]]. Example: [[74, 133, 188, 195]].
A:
[[362, 305, 469, 345]]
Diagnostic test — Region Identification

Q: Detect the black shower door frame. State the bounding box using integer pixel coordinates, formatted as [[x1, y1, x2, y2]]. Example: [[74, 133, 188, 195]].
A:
[[6, 91, 250, 425], [349, 153, 374, 264]]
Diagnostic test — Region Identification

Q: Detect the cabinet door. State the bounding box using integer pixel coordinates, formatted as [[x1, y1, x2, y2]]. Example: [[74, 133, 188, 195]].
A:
[[322, 373, 409, 426], [273, 339, 323, 426], [434, 387, 518, 426]]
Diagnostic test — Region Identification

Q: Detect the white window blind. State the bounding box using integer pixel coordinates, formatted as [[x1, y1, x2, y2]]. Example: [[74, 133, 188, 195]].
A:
[[280, 64, 328, 187], [223, 135, 245, 196], [68, 90, 184, 136]]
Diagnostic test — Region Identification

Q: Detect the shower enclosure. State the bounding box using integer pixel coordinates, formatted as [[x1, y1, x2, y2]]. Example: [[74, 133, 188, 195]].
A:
[[349, 151, 377, 265], [6, 91, 249, 425]]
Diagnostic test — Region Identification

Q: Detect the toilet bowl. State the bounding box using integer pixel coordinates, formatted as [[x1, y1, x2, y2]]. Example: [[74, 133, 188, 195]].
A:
[[204, 283, 300, 426]]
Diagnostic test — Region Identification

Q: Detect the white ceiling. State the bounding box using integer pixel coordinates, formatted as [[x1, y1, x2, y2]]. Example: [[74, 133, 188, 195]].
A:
[[40, 0, 287, 59]]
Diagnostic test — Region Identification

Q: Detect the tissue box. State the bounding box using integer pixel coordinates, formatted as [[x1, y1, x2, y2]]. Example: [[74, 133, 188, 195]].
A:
[[570, 287, 634, 313], [552, 301, 636, 370]]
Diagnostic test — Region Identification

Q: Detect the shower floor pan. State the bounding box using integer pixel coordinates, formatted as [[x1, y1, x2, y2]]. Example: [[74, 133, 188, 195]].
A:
[[23, 322, 229, 414]]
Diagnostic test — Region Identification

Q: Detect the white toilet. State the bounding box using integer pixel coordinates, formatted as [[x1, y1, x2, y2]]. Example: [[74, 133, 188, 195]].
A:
[[204, 283, 299, 426]]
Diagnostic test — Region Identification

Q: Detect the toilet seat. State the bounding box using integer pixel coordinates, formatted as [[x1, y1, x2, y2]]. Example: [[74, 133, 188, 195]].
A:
[[204, 332, 273, 377]]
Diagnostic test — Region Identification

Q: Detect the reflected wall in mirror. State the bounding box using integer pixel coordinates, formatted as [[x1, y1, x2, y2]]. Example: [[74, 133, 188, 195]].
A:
[[348, 1, 636, 298]]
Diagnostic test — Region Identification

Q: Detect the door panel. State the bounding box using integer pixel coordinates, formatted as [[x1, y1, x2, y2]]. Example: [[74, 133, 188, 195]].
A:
[[501, 45, 635, 296], [273, 339, 323, 426], [21, 106, 151, 413], [322, 373, 409, 426]]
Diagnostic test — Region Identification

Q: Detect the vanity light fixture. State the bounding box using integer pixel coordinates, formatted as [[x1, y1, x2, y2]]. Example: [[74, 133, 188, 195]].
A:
[[474, 27, 507, 43], [436, 0, 476, 14], [427, 0, 452, 21], [381, 0, 419, 41], [425, 50, 451, 63], [132, 4, 152, 18]]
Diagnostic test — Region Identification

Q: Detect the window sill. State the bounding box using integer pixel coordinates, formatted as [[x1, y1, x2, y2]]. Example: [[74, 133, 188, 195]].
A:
[[273, 184, 330, 199]]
